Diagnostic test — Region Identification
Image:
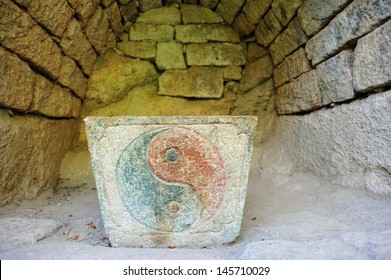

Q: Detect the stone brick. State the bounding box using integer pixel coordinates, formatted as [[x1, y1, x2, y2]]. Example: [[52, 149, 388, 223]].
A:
[[316, 50, 355, 104], [158, 67, 224, 98], [129, 23, 174, 41], [181, 4, 224, 24], [223, 66, 242, 81], [116, 41, 157, 60], [138, 0, 162, 12], [269, 18, 308, 66], [101, 0, 115, 8], [242, 0, 273, 26], [247, 42, 269, 63], [186, 43, 246, 66], [136, 6, 181, 25], [106, 1, 124, 38], [200, 0, 219, 9], [60, 18, 97, 76], [156, 42, 186, 70], [175, 25, 240, 43], [215, 0, 246, 25], [239, 55, 273, 91], [85, 7, 112, 54], [120, 1, 139, 23], [0, 112, 76, 206], [276, 70, 323, 114], [13, 0, 73, 38], [67, 0, 100, 25], [0, 0, 62, 79], [84, 115, 257, 247], [255, 9, 284, 47], [272, 0, 304, 26], [0, 47, 34, 111], [305, 0, 391, 66], [233, 13, 255, 36], [353, 21, 391, 93], [298, 0, 352, 36], [58, 56, 88, 99], [274, 48, 312, 87]]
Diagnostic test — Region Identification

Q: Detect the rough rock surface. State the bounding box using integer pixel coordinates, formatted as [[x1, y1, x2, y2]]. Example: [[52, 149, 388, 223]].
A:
[[215, 0, 246, 25], [272, 0, 304, 26], [186, 43, 246, 66], [136, 6, 181, 25], [129, 23, 174, 41], [239, 55, 273, 91], [176, 25, 240, 43], [156, 42, 186, 70], [181, 3, 223, 24], [255, 9, 284, 47]]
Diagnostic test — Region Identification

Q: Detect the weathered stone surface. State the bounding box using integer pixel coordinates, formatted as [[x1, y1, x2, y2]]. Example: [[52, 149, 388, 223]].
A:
[[0, 47, 34, 111], [85, 115, 257, 247], [186, 43, 246, 66], [255, 9, 284, 47], [200, 0, 219, 9], [138, 0, 162, 12], [233, 78, 274, 115], [106, 1, 123, 38], [29, 75, 77, 118], [61, 18, 97, 76], [101, 0, 115, 8], [0, 112, 76, 206], [215, 0, 246, 25], [67, 0, 100, 25], [181, 4, 224, 24], [242, 0, 273, 26], [137, 7, 181, 25], [247, 42, 269, 63], [272, 0, 304, 26], [175, 24, 240, 43], [239, 55, 273, 92], [86, 50, 158, 106], [158, 67, 224, 98], [223, 66, 242, 81], [120, 1, 139, 23], [233, 13, 255, 36], [14, 0, 73, 38], [298, 0, 352, 36], [129, 23, 174, 41], [353, 21, 391, 93], [316, 50, 355, 104], [58, 56, 88, 99], [156, 42, 186, 70], [276, 70, 323, 114], [0, 0, 62, 79], [269, 18, 308, 66], [116, 41, 157, 60], [305, 0, 391, 66], [274, 48, 312, 87], [85, 7, 112, 54]]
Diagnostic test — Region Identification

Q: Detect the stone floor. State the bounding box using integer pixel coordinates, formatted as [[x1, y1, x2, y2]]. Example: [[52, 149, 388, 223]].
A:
[[1, 146, 391, 260]]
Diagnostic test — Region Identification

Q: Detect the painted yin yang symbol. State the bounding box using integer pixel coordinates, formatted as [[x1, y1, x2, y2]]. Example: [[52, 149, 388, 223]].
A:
[[116, 127, 227, 232]]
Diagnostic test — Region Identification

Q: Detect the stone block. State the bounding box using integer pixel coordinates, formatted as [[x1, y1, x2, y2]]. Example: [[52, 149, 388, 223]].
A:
[[138, 0, 162, 12], [0, 47, 34, 111], [106, 1, 123, 38], [186, 43, 246, 66], [316, 50, 355, 104], [305, 0, 391, 66], [176, 25, 239, 43], [276, 70, 323, 114], [200, 0, 219, 9], [0, 0, 62, 79], [58, 56, 88, 99], [13, 0, 73, 38], [255, 9, 284, 47], [175, 25, 240, 43], [129, 23, 174, 41], [120, 1, 139, 23], [298, 0, 352, 36], [246, 42, 269, 63], [67, 0, 100, 25], [353, 21, 391, 93], [85, 115, 257, 247], [85, 7, 111, 54], [158, 67, 224, 98], [272, 0, 304, 26], [156, 42, 186, 70], [136, 7, 181, 25], [116, 41, 157, 60], [239, 55, 273, 92], [269, 18, 308, 66], [242, 0, 273, 26], [101, 0, 115, 8], [223, 66, 242, 81], [0, 112, 76, 206], [273, 48, 312, 87], [61, 18, 97, 76], [233, 13, 255, 36], [181, 4, 224, 24], [215, 0, 246, 25]]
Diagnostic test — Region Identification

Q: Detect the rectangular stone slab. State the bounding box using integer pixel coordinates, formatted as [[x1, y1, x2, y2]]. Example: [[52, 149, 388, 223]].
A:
[[85, 116, 257, 248]]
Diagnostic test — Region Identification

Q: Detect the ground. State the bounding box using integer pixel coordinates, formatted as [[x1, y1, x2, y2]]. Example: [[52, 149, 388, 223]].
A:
[[1, 145, 391, 260]]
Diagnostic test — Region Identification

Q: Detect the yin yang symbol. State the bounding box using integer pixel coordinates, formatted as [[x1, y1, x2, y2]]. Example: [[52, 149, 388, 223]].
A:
[[116, 127, 227, 232]]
